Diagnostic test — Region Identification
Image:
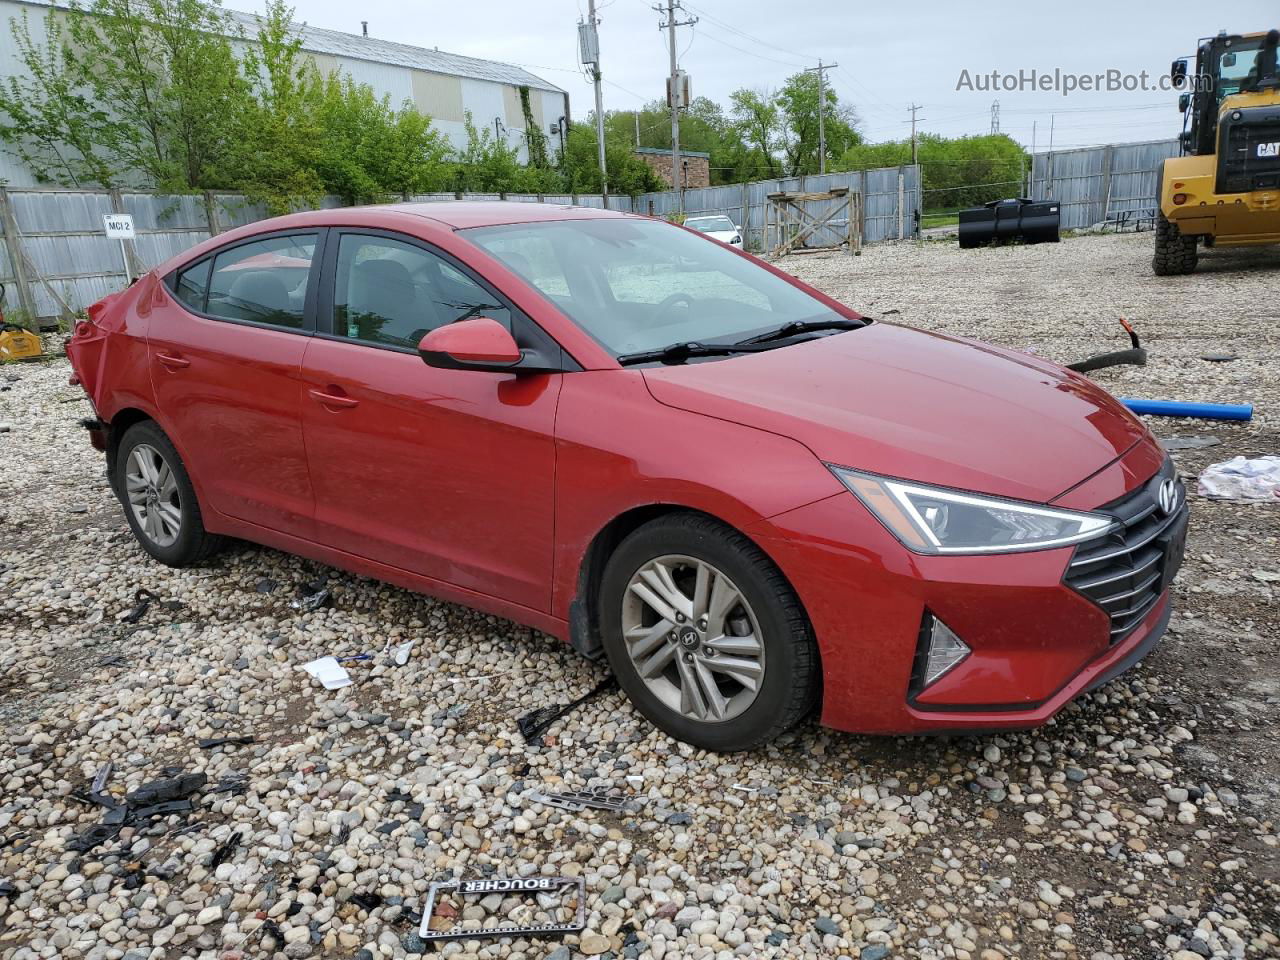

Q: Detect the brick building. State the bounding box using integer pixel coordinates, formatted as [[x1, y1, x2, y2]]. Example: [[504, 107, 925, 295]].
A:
[[634, 147, 711, 189]]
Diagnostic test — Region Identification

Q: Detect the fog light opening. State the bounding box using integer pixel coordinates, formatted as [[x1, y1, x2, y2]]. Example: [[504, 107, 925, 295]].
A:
[[918, 613, 971, 689]]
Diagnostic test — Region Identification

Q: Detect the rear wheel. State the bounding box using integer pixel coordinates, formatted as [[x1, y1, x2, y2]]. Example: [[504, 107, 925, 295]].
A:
[[1153, 211, 1199, 275], [599, 513, 820, 751], [115, 421, 224, 567]]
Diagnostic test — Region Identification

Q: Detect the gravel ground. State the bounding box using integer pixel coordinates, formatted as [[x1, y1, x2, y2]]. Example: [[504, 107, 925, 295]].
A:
[[1, 230, 1278, 960]]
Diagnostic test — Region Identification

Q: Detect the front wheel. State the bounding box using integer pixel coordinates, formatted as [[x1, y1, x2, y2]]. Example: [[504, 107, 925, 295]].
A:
[[599, 513, 820, 751], [1153, 211, 1198, 275]]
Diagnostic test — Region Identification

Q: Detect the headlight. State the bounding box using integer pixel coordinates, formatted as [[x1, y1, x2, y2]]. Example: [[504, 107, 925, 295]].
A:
[[829, 466, 1117, 555]]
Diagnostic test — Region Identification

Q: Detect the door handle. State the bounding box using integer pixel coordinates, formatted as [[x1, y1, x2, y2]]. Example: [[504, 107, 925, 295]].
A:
[[309, 388, 359, 409], [155, 353, 190, 370]]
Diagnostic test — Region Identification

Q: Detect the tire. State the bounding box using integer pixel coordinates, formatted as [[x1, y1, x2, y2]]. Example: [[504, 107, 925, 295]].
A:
[[598, 513, 820, 751], [1153, 211, 1198, 275], [114, 420, 225, 567]]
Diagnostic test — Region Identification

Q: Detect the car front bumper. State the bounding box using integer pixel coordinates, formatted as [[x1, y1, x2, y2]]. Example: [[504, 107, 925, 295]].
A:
[[750, 471, 1184, 735]]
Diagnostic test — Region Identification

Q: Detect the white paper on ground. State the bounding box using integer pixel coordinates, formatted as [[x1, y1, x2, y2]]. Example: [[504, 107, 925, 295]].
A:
[[1198, 455, 1280, 501], [300, 656, 353, 690]]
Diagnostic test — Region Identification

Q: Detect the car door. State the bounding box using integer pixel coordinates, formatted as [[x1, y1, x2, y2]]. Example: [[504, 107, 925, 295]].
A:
[[298, 229, 562, 612], [150, 230, 322, 537]]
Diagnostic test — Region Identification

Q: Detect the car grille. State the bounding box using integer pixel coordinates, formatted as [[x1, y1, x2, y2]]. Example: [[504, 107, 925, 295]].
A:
[[1064, 459, 1188, 643]]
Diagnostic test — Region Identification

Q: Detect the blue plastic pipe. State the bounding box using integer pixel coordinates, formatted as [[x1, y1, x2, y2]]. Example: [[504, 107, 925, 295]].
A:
[[1120, 397, 1253, 421]]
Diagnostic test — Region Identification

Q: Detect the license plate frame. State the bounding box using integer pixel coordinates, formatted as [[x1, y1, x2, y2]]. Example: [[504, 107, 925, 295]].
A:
[[417, 876, 585, 943]]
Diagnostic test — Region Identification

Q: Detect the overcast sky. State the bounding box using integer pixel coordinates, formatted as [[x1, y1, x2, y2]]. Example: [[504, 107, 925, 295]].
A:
[[273, 0, 1276, 152]]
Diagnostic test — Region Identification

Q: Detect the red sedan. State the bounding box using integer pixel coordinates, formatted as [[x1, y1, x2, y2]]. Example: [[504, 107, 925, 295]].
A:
[[66, 202, 1187, 751]]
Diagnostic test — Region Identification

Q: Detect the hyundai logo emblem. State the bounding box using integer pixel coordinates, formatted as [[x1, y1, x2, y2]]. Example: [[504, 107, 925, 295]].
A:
[[1157, 478, 1178, 515]]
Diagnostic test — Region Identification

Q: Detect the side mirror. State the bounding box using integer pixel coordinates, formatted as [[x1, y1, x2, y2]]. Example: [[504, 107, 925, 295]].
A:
[[733, 224, 742, 233], [1178, 92, 1191, 112], [418, 317, 521, 372], [1170, 59, 1188, 86]]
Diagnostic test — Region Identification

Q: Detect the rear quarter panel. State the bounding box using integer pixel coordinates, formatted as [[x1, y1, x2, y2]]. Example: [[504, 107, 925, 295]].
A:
[[67, 275, 158, 423]]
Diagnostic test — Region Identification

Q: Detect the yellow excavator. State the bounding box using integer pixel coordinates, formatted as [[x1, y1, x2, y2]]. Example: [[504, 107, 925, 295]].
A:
[[1154, 28, 1280, 274]]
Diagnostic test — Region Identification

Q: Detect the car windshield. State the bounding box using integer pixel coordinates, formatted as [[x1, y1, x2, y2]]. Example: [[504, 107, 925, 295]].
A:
[[686, 216, 735, 232], [464, 218, 844, 356]]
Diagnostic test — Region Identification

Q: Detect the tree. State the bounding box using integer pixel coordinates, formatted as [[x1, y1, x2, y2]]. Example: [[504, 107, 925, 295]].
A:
[[775, 71, 860, 176], [728, 88, 782, 179], [65, 0, 245, 190], [835, 132, 1028, 211], [0, 9, 118, 186], [561, 119, 663, 196]]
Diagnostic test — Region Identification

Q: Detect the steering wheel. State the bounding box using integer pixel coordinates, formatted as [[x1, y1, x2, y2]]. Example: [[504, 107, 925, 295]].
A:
[[653, 292, 695, 326]]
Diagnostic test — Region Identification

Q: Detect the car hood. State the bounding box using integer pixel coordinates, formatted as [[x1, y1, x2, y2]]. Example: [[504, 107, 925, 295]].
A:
[[641, 323, 1151, 503]]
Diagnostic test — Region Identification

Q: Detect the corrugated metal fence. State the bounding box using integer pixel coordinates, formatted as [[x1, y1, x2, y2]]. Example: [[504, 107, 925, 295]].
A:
[[638, 167, 923, 249], [1029, 139, 1180, 230], [1, 165, 921, 324]]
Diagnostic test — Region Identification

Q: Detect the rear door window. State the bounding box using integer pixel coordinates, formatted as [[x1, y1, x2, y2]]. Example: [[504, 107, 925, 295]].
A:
[[204, 234, 317, 329], [174, 259, 211, 312]]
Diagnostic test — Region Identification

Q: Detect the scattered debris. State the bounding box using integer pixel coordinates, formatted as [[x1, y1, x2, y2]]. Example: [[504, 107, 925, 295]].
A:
[[67, 770, 208, 853], [1067, 319, 1146, 373], [1201, 352, 1238, 362], [210, 829, 243, 868], [516, 676, 617, 742], [1160, 435, 1222, 451], [299, 656, 353, 690], [290, 578, 332, 612], [1120, 397, 1254, 421], [119, 588, 181, 623], [349, 891, 384, 912], [1198, 456, 1280, 502], [389, 639, 415, 666], [528, 789, 637, 814], [254, 578, 278, 593], [197, 735, 256, 749], [417, 876, 585, 943]]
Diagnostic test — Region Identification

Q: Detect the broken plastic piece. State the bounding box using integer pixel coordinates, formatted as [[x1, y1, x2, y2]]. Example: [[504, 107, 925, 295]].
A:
[[127, 772, 207, 807], [417, 876, 585, 942], [290, 587, 332, 612], [120, 588, 157, 624], [390, 640, 415, 666], [198, 735, 256, 749], [350, 891, 383, 911], [516, 676, 617, 742], [1160, 436, 1221, 451], [211, 829, 242, 868], [300, 656, 353, 689]]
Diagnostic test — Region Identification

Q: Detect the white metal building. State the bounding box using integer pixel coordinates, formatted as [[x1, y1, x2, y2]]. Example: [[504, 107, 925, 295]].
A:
[[0, 0, 570, 187]]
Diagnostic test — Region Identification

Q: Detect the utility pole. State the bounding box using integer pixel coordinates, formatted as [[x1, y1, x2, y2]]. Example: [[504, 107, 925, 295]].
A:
[[658, 0, 696, 207], [908, 103, 923, 166], [804, 59, 838, 175], [579, 3, 608, 199], [635, 111, 640, 148], [989, 99, 1000, 135]]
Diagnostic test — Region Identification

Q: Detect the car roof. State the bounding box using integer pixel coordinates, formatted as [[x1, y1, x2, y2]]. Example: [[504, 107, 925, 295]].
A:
[[369, 200, 635, 230]]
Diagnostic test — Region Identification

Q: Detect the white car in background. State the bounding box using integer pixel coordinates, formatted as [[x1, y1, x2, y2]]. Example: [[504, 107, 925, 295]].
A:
[[684, 215, 743, 247]]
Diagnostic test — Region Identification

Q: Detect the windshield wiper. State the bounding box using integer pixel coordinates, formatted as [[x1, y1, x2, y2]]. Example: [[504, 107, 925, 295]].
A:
[[617, 340, 782, 366], [737, 318, 865, 344]]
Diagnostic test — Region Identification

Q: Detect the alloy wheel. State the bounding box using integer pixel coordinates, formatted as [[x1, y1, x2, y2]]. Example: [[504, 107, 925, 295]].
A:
[[620, 554, 765, 723], [124, 443, 182, 548]]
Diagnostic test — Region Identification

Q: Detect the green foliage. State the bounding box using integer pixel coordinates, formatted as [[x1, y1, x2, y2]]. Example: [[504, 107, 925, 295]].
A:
[[561, 119, 664, 196], [518, 86, 550, 170], [727, 74, 861, 178], [836, 133, 1028, 211], [0, 10, 116, 186]]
